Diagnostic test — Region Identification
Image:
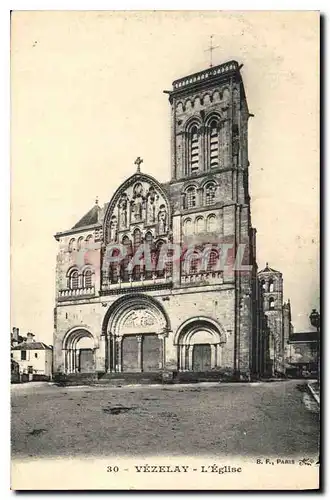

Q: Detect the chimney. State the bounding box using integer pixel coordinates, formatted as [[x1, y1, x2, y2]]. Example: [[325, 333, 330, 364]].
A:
[[12, 327, 19, 342], [26, 332, 35, 343]]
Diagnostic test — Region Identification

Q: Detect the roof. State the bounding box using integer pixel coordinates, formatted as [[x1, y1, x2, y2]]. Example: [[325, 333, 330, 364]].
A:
[[258, 262, 281, 274], [288, 332, 319, 343], [71, 202, 101, 230], [11, 342, 53, 351]]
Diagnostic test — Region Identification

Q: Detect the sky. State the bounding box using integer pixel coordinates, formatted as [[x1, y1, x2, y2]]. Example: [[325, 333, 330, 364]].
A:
[[11, 11, 319, 344]]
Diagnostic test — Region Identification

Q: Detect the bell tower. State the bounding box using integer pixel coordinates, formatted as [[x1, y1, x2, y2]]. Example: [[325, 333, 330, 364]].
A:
[[166, 60, 250, 204], [164, 60, 259, 379]]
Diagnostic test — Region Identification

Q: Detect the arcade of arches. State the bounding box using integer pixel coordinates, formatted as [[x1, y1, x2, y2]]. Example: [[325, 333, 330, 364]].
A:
[[63, 298, 226, 374]]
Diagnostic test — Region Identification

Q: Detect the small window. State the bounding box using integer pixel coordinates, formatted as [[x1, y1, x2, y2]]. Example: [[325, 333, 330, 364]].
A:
[[190, 253, 200, 274], [205, 183, 216, 205], [269, 297, 275, 310], [183, 218, 193, 236], [207, 249, 218, 271], [86, 234, 93, 248], [269, 279, 274, 292], [68, 238, 75, 252], [34, 353, 38, 358], [195, 217, 204, 233], [186, 187, 197, 209], [69, 270, 79, 290], [83, 269, 92, 288], [206, 215, 217, 232], [21, 351, 26, 361], [77, 236, 84, 251]]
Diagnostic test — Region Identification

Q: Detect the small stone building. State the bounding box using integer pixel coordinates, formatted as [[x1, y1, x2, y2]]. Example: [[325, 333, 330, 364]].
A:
[[11, 332, 53, 377]]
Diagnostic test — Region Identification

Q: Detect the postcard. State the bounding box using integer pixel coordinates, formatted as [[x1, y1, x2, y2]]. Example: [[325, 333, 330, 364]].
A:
[[11, 10, 320, 490]]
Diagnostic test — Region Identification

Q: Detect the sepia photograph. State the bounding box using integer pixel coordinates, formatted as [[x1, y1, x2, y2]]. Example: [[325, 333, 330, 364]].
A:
[[10, 10, 320, 490]]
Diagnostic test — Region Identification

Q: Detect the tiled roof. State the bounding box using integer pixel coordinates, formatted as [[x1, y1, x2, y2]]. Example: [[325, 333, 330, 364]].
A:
[[72, 203, 101, 230], [288, 332, 319, 343], [11, 342, 53, 351], [258, 262, 281, 274]]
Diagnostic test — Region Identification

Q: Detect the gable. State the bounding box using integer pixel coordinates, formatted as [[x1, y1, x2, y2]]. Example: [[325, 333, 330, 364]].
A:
[[103, 173, 171, 244]]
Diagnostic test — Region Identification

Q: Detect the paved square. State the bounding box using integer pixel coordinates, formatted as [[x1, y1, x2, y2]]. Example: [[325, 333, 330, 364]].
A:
[[11, 380, 319, 458]]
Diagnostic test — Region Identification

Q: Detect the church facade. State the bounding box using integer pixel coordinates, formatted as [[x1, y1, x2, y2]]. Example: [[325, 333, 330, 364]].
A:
[[53, 60, 289, 380]]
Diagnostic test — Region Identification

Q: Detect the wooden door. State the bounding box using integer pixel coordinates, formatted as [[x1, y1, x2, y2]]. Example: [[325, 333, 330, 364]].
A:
[[122, 335, 139, 372], [142, 334, 160, 372], [192, 344, 211, 371], [79, 349, 94, 373]]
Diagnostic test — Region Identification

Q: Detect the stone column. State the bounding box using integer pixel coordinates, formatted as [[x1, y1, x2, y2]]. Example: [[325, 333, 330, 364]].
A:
[[75, 349, 79, 373], [188, 345, 193, 371], [171, 214, 182, 287], [112, 336, 117, 372], [217, 343, 222, 367], [137, 335, 143, 372], [64, 350, 68, 374], [70, 349, 74, 373], [210, 344, 216, 368], [116, 337, 122, 372], [223, 118, 231, 169], [200, 125, 206, 172], [170, 100, 177, 180], [158, 334, 166, 370], [180, 345, 185, 371], [107, 333, 112, 373], [182, 131, 187, 177], [67, 349, 71, 373], [197, 187, 203, 206]]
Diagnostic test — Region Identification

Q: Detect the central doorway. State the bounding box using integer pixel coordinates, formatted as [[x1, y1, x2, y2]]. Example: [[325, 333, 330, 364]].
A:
[[122, 333, 161, 372], [192, 343, 211, 371]]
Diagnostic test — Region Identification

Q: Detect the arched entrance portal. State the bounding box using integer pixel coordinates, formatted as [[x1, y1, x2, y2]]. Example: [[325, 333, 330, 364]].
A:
[[175, 318, 226, 372], [102, 294, 171, 373], [63, 328, 95, 374]]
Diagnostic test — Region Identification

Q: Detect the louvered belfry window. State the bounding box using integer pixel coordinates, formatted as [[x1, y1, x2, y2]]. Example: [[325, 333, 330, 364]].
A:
[[209, 119, 219, 168], [189, 125, 199, 173]]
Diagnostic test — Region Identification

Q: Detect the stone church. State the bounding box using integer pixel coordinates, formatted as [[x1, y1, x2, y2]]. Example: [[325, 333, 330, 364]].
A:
[[53, 59, 292, 380]]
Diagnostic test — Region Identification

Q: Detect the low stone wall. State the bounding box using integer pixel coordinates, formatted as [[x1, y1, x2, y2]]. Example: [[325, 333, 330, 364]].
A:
[[53, 372, 98, 386]]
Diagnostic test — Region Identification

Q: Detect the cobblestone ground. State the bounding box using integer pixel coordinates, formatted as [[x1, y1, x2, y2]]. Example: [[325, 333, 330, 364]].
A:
[[11, 380, 319, 458]]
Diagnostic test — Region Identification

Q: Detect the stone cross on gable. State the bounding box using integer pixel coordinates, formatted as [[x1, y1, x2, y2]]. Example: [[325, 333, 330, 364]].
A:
[[134, 157, 143, 173]]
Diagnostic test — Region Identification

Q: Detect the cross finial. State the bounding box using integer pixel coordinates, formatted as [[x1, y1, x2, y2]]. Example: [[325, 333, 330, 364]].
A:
[[95, 196, 99, 205], [204, 35, 220, 68], [134, 156, 143, 173]]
